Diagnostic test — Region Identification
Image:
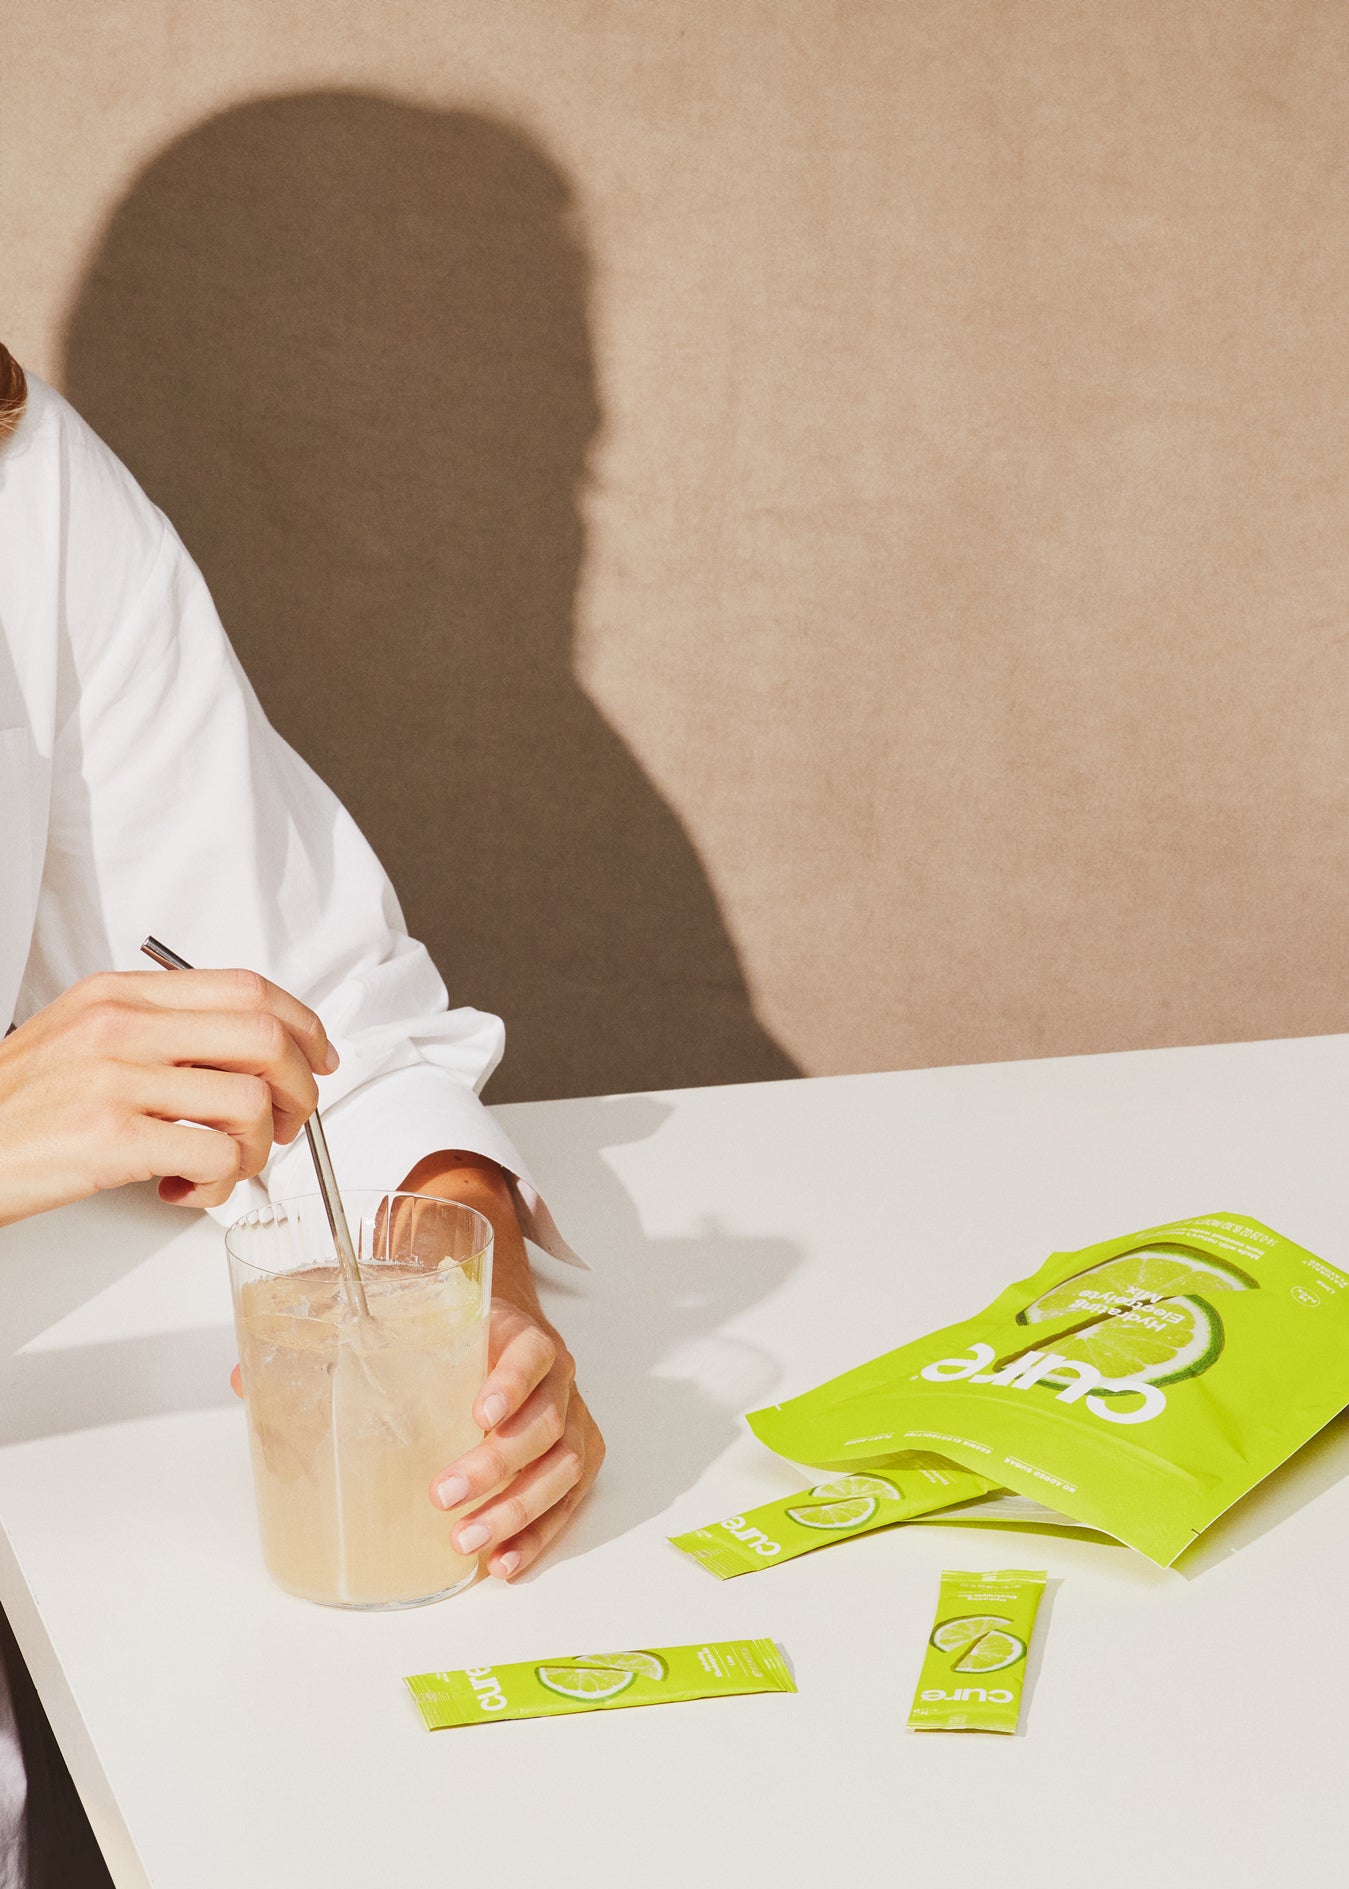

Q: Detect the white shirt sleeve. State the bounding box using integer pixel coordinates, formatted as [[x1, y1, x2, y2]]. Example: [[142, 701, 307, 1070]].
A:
[[17, 393, 582, 1265]]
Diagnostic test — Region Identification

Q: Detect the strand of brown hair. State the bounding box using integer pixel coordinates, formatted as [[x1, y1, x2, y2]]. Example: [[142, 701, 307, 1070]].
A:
[[0, 344, 28, 443]]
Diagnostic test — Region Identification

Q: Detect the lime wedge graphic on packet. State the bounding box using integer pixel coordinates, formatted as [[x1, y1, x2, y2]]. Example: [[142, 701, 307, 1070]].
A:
[[535, 1665, 637, 1702], [808, 1474, 901, 1502], [911, 1573, 1044, 1732], [669, 1457, 997, 1579], [784, 1496, 879, 1530], [930, 1613, 1012, 1653], [408, 1639, 797, 1729], [1016, 1243, 1257, 1326], [1046, 1292, 1225, 1389], [953, 1629, 1025, 1674], [570, 1651, 669, 1681]]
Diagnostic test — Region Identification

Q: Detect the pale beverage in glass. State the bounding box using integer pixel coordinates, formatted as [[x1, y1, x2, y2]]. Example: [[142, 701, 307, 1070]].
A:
[[226, 1191, 492, 1608]]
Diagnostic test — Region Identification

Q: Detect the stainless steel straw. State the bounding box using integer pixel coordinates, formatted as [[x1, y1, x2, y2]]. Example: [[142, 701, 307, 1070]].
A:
[[140, 936, 371, 1319]]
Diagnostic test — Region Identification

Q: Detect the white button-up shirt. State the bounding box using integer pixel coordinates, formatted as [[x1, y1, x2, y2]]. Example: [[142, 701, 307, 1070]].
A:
[[0, 376, 579, 1256], [0, 377, 580, 1883]]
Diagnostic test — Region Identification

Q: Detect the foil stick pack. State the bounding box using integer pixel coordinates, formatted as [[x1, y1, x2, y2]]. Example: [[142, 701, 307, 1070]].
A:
[[406, 1639, 796, 1729]]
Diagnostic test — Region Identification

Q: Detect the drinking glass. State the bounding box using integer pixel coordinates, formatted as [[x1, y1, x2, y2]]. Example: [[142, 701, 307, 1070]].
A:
[[226, 1191, 492, 1608]]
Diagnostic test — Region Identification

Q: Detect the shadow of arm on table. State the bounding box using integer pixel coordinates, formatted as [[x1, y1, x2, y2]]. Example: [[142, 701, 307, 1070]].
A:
[[0, 1184, 239, 1444], [0, 1326, 239, 1447], [500, 1091, 807, 1567], [530, 1217, 803, 1573]]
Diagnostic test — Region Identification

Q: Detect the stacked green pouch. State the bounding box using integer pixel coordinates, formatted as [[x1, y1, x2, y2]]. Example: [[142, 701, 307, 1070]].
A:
[[748, 1213, 1349, 1565]]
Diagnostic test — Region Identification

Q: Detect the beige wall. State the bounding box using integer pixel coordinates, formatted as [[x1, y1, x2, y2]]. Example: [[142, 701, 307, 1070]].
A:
[[6, 2, 1349, 1100]]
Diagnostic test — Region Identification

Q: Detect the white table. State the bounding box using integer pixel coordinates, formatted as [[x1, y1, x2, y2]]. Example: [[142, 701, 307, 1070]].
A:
[[2, 1037, 1348, 1887]]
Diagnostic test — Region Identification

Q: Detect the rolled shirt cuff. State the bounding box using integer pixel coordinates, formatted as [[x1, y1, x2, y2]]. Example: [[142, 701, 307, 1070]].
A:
[[209, 1062, 588, 1269]]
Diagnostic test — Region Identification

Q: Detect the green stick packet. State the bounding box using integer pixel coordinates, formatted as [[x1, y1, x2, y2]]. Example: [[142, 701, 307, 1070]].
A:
[[909, 1569, 1045, 1733], [747, 1214, 1349, 1565], [405, 1639, 795, 1729], [668, 1453, 998, 1578]]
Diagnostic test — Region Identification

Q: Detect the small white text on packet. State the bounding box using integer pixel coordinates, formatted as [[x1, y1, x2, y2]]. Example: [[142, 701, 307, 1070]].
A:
[[921, 1688, 1014, 1704]]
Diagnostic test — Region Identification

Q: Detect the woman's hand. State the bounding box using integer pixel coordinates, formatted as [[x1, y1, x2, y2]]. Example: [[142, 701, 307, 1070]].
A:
[[0, 968, 337, 1226], [402, 1149, 604, 1580], [429, 1296, 604, 1580], [226, 1147, 603, 1580], [229, 1285, 603, 1576]]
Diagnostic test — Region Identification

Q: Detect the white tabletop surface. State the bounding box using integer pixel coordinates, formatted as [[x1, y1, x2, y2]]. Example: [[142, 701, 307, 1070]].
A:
[[2, 1036, 1348, 1887]]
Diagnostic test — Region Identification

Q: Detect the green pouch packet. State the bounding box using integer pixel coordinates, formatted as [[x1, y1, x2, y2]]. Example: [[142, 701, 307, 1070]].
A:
[[406, 1639, 795, 1729], [747, 1213, 1349, 1565], [908, 1569, 1045, 1733], [905, 1491, 1117, 1542], [669, 1453, 999, 1578]]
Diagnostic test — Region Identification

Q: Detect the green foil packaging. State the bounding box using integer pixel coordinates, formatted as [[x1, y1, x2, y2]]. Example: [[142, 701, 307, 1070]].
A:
[[406, 1639, 795, 1729], [908, 1569, 1046, 1734], [749, 1214, 1349, 1565], [668, 1453, 998, 1578]]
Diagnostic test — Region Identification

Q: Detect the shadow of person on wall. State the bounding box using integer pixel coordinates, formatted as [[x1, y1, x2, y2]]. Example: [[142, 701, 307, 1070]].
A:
[[62, 90, 799, 1103]]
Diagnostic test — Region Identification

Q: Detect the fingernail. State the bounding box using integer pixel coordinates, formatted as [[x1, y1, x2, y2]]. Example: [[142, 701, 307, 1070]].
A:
[[482, 1393, 507, 1427], [494, 1551, 521, 1579], [323, 1043, 341, 1074], [456, 1522, 491, 1554], [434, 1475, 470, 1510]]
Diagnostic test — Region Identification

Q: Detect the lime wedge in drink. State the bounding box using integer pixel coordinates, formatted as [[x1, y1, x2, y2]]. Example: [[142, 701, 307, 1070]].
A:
[[953, 1629, 1026, 1674], [535, 1665, 637, 1702], [784, 1496, 879, 1530], [1046, 1291, 1225, 1388], [808, 1474, 901, 1503], [931, 1613, 1012, 1653], [571, 1651, 668, 1681], [1016, 1243, 1257, 1326]]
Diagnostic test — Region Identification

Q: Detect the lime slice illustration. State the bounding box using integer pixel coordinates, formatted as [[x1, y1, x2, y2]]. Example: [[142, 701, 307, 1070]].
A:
[[535, 1664, 637, 1702], [931, 1613, 1012, 1653], [1016, 1243, 1257, 1326], [953, 1629, 1025, 1674], [570, 1650, 668, 1681], [808, 1474, 901, 1503], [784, 1496, 879, 1530], [1046, 1292, 1224, 1389]]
